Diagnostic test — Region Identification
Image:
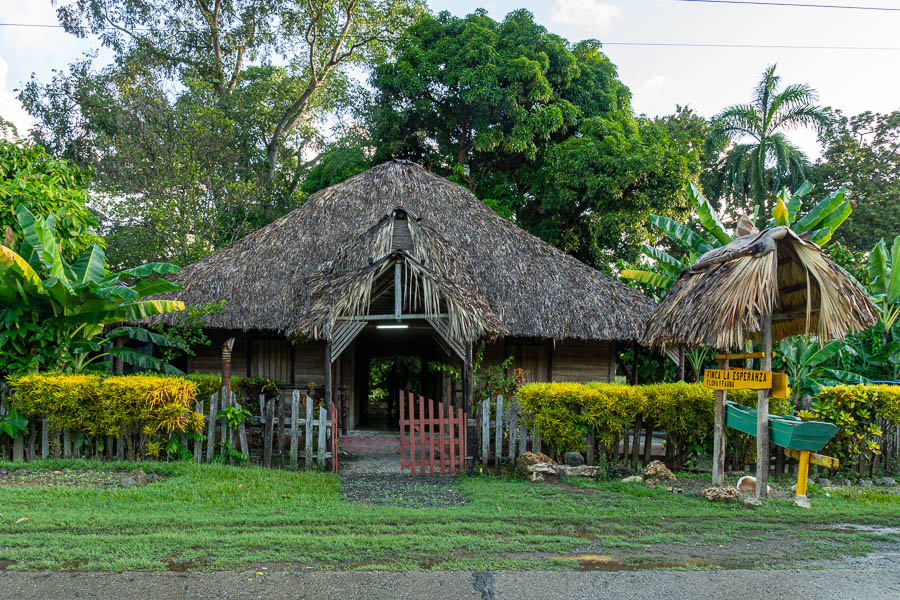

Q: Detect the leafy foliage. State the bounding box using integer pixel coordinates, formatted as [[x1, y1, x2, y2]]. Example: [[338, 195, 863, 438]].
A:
[[812, 110, 900, 252], [7, 373, 204, 458], [365, 9, 699, 269], [0, 140, 102, 261], [0, 205, 185, 376]]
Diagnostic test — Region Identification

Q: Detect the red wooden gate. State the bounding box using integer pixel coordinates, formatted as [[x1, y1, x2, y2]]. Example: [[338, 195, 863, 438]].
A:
[[399, 390, 466, 474]]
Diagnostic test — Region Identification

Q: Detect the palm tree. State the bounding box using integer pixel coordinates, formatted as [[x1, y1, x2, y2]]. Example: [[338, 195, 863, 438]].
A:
[[713, 64, 831, 221]]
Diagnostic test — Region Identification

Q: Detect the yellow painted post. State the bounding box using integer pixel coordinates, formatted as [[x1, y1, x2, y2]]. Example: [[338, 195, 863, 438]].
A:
[[796, 450, 811, 496]]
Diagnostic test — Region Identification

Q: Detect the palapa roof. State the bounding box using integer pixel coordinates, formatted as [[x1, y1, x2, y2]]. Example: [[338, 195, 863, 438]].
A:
[[156, 160, 653, 343], [643, 226, 878, 350]]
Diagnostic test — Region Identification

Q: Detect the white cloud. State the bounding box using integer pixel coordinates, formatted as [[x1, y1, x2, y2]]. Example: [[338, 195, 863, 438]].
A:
[[548, 0, 620, 37], [0, 56, 34, 139], [641, 74, 669, 97]]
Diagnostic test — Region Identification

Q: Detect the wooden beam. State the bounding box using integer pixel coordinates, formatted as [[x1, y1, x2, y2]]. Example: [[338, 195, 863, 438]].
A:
[[394, 262, 402, 319], [756, 313, 773, 499], [337, 313, 450, 321], [324, 341, 333, 409], [785, 448, 839, 470], [714, 351, 768, 360], [464, 340, 474, 475], [712, 357, 728, 486]]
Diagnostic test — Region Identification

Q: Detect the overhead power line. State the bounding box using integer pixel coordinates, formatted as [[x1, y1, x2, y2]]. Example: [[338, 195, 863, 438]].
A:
[[674, 0, 900, 11], [0, 23, 897, 51]]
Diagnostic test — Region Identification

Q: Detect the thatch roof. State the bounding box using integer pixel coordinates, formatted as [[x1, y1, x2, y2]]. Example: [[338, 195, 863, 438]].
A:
[[155, 160, 653, 343], [643, 226, 878, 350]]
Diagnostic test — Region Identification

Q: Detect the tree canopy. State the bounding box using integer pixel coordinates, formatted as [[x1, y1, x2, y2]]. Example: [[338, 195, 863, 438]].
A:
[[364, 9, 699, 268]]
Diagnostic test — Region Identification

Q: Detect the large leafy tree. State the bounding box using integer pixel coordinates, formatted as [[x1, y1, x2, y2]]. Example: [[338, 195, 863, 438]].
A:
[[0, 140, 102, 261], [812, 110, 900, 252], [365, 9, 698, 268], [711, 64, 831, 221], [22, 0, 420, 267]]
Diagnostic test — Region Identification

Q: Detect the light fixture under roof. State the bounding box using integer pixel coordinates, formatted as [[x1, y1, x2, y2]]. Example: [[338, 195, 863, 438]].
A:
[[376, 324, 408, 329]]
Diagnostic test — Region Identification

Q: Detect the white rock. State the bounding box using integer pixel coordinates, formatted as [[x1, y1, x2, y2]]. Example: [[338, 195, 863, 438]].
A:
[[621, 475, 643, 483]]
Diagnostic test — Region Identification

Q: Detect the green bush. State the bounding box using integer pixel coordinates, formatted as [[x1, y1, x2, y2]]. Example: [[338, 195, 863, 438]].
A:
[[8, 373, 203, 459], [517, 380, 891, 468]]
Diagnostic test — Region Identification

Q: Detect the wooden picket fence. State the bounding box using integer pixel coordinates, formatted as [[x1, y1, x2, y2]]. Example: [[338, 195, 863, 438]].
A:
[[197, 387, 338, 472], [399, 390, 466, 474], [477, 395, 542, 474]]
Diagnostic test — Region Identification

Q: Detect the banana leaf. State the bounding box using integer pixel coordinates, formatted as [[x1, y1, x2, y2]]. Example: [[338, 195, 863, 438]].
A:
[[106, 326, 190, 351], [107, 346, 185, 375], [793, 188, 846, 234], [639, 244, 683, 276], [70, 244, 107, 284], [687, 183, 731, 245], [648, 214, 716, 255], [620, 269, 676, 290], [807, 200, 852, 246], [121, 262, 181, 279]]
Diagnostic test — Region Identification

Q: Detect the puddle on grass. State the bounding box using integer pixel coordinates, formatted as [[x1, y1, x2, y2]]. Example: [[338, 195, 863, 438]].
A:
[[555, 554, 750, 571], [164, 555, 201, 572], [823, 524, 900, 536], [62, 559, 89, 570], [0, 559, 15, 571]]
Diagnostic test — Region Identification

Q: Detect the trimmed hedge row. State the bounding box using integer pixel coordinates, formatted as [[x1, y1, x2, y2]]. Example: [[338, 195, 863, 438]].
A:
[[518, 382, 900, 466], [8, 373, 204, 459]]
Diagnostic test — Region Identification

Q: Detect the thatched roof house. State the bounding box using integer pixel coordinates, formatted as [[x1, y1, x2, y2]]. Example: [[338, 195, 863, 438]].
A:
[[164, 160, 653, 431], [643, 226, 877, 350]]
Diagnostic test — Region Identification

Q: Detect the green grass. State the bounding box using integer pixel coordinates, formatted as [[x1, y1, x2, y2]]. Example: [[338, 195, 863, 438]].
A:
[[1, 459, 899, 571]]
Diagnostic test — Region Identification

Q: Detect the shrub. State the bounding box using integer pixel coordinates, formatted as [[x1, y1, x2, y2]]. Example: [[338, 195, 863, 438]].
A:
[[8, 373, 203, 459]]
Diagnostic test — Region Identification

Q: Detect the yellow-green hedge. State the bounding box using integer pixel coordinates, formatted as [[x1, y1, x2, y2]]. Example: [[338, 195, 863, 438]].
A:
[[519, 381, 895, 460], [8, 373, 204, 439]]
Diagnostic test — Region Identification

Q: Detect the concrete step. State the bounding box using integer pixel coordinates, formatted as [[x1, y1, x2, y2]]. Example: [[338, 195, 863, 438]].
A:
[[341, 431, 401, 453]]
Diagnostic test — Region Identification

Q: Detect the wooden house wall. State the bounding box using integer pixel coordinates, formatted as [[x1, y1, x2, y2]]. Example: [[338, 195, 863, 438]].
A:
[[551, 340, 616, 383]]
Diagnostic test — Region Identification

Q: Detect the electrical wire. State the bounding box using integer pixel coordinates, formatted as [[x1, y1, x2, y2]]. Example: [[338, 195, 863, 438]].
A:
[[674, 0, 900, 10]]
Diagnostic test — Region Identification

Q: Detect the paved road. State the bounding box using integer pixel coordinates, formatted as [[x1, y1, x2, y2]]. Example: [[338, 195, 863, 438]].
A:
[[3, 565, 900, 600]]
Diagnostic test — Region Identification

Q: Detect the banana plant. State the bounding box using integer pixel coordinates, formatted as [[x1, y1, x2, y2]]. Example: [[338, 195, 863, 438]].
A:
[[0, 205, 186, 374], [867, 236, 900, 330], [776, 336, 869, 405], [621, 182, 852, 292]]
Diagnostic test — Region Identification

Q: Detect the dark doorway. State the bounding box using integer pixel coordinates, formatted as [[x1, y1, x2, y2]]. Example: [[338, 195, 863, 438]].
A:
[[352, 324, 453, 431]]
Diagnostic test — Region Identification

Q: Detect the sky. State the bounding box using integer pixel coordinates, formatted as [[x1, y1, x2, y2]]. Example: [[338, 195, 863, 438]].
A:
[[1, 0, 899, 158]]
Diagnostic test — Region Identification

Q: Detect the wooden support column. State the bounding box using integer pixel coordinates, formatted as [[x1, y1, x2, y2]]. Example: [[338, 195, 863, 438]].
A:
[[324, 341, 333, 409], [221, 338, 235, 399], [632, 342, 639, 385], [464, 340, 475, 475], [678, 347, 686, 382], [756, 317, 773, 499], [712, 357, 728, 486]]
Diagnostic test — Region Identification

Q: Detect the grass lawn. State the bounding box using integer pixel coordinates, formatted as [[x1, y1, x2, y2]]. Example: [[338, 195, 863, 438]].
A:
[[1, 459, 899, 571]]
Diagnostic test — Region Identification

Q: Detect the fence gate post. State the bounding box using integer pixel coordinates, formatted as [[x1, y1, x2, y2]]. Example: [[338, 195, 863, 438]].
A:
[[494, 395, 503, 476], [235, 394, 249, 460], [206, 392, 218, 463], [194, 402, 203, 463], [305, 396, 314, 470], [481, 398, 490, 467], [291, 390, 300, 468], [263, 397, 275, 468], [318, 406, 327, 467]]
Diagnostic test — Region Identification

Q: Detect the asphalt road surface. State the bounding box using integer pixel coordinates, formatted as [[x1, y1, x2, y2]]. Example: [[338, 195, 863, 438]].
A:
[[2, 563, 900, 600]]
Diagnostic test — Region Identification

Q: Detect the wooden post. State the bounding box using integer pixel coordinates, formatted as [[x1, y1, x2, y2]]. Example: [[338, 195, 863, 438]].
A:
[[464, 340, 475, 475], [481, 398, 490, 465], [642, 421, 653, 466], [756, 317, 773, 499], [632, 342, 639, 385], [495, 394, 504, 476], [795, 450, 811, 496], [206, 392, 217, 463], [508, 408, 518, 468], [194, 402, 203, 463], [291, 390, 300, 468], [221, 337, 235, 401], [324, 341, 333, 411], [317, 406, 327, 467], [712, 357, 728, 486], [305, 395, 314, 470], [678, 347, 685, 381], [630, 415, 643, 469], [263, 397, 275, 468], [235, 397, 249, 461], [585, 429, 595, 466]]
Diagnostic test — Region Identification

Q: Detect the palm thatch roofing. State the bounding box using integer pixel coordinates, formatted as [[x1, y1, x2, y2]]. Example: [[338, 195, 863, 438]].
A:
[[154, 160, 653, 343], [643, 226, 878, 351]]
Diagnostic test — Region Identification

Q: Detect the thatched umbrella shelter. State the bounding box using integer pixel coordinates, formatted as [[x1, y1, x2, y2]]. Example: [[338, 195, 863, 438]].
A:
[[152, 160, 653, 455], [644, 226, 877, 497]]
